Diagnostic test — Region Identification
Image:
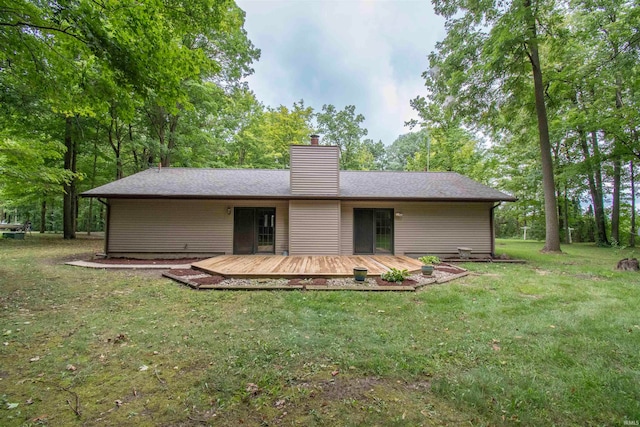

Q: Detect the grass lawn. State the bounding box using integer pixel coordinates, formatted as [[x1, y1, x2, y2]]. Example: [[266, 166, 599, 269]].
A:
[[1, 235, 639, 426]]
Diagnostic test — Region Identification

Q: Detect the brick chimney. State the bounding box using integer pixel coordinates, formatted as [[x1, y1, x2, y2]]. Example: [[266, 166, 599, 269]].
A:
[[310, 134, 320, 146]]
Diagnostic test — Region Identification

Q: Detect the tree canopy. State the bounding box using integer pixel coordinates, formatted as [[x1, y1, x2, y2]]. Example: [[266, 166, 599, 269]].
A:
[[1, 0, 638, 247]]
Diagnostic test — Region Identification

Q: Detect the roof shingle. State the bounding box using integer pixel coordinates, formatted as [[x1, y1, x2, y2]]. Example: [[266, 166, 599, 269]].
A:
[[81, 167, 516, 202]]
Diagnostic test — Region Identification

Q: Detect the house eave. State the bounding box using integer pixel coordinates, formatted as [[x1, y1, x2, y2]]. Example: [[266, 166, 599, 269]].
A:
[[80, 193, 517, 203]]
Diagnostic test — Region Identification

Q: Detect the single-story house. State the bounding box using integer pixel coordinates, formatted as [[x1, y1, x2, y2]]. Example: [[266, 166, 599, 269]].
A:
[[82, 137, 516, 258]]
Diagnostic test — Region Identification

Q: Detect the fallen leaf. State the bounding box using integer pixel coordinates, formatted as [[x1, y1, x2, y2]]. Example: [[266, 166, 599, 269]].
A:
[[275, 399, 285, 408], [6, 402, 19, 409], [492, 344, 501, 351], [139, 365, 149, 371], [66, 364, 77, 371], [331, 370, 339, 376]]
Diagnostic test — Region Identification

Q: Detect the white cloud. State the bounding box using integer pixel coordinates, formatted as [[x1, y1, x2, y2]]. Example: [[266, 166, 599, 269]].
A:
[[237, 0, 445, 144]]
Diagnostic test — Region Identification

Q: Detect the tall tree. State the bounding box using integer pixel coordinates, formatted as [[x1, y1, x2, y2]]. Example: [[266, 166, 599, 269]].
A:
[[1, 0, 259, 238], [386, 130, 430, 171], [419, 0, 563, 251], [260, 100, 314, 168], [316, 104, 368, 170]]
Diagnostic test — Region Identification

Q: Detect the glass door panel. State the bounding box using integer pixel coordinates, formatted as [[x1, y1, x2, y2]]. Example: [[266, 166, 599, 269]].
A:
[[354, 208, 393, 254], [354, 209, 375, 254], [375, 209, 393, 253], [233, 207, 275, 254], [233, 208, 255, 255], [256, 208, 275, 253]]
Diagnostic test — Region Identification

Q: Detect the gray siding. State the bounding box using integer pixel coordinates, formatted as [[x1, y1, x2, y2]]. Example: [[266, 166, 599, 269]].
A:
[[290, 145, 340, 196], [107, 199, 288, 256], [289, 200, 340, 255], [340, 201, 493, 256]]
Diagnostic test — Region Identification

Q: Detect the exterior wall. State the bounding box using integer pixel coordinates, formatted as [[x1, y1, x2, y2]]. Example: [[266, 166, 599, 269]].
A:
[[289, 200, 341, 255], [290, 145, 340, 196], [107, 198, 492, 258], [341, 201, 493, 256], [107, 199, 288, 257]]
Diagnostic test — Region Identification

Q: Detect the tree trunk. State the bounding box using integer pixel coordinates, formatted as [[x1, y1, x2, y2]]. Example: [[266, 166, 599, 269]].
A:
[[579, 129, 609, 245], [164, 114, 180, 167], [611, 73, 624, 244], [63, 116, 77, 240], [630, 160, 636, 247], [40, 199, 46, 233], [524, 0, 561, 252], [611, 156, 621, 243], [87, 134, 99, 236], [108, 111, 124, 180], [563, 185, 570, 244]]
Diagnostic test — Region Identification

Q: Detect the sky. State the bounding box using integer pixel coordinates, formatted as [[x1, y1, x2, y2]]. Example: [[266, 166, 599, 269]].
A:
[[236, 0, 446, 145]]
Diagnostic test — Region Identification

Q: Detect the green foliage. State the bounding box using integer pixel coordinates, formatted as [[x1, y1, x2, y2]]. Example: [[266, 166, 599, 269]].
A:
[[316, 104, 371, 170], [0, 0, 260, 232], [386, 130, 429, 171], [418, 255, 441, 265], [380, 268, 410, 283]]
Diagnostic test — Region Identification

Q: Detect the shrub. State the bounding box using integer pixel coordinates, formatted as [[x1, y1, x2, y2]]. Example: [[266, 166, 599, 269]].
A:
[[418, 255, 441, 265], [381, 268, 410, 283]]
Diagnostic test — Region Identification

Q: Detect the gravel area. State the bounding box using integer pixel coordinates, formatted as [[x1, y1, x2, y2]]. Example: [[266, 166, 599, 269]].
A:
[[163, 264, 467, 290], [183, 271, 453, 288]]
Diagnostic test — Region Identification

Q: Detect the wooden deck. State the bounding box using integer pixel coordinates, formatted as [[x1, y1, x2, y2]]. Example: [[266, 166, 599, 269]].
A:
[[192, 255, 423, 278]]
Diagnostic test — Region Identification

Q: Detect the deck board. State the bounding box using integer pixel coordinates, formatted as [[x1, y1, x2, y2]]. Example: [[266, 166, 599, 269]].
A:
[[192, 255, 423, 278]]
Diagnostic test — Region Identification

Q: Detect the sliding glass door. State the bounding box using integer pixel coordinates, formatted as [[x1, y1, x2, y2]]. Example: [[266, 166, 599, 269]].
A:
[[233, 207, 275, 254], [353, 208, 393, 254]]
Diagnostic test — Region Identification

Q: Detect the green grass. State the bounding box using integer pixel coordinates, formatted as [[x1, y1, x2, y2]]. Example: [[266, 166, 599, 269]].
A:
[[1, 235, 639, 426]]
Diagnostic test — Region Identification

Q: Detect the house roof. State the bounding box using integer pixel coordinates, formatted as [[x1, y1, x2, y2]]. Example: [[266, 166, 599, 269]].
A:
[[81, 167, 516, 202]]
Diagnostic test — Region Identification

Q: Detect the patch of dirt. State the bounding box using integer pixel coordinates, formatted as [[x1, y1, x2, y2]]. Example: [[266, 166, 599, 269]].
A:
[[89, 258, 205, 265], [48, 252, 97, 265], [375, 278, 418, 286], [315, 377, 384, 401], [435, 265, 466, 274], [191, 275, 226, 285], [169, 268, 203, 276]]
